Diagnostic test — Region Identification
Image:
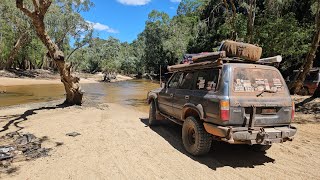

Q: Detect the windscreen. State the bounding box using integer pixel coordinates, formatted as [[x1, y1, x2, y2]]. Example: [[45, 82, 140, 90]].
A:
[[232, 67, 288, 96]]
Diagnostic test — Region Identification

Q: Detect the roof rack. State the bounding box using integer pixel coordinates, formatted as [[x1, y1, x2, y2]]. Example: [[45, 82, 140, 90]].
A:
[[168, 55, 282, 72], [168, 59, 223, 72], [222, 55, 282, 64]]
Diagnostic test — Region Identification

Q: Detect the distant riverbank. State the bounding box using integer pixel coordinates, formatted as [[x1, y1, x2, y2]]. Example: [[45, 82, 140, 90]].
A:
[[0, 70, 133, 87]]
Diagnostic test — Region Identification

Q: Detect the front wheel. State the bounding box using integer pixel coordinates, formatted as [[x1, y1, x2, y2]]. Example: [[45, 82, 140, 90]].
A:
[[182, 116, 212, 156], [149, 100, 158, 126]]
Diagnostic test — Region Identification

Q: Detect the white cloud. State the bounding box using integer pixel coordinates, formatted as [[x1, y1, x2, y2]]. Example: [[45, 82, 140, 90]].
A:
[[86, 21, 119, 34], [170, 0, 181, 3], [117, 0, 151, 6]]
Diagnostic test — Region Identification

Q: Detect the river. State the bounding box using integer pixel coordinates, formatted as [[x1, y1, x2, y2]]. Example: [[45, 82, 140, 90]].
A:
[[0, 79, 160, 112]]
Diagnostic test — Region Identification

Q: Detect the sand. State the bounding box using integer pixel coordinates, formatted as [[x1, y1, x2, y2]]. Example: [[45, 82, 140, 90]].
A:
[[0, 74, 133, 87], [0, 101, 319, 179]]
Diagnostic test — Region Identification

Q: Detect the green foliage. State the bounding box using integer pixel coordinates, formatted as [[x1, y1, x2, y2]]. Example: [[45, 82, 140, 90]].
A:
[[0, 0, 93, 70], [0, 0, 317, 76]]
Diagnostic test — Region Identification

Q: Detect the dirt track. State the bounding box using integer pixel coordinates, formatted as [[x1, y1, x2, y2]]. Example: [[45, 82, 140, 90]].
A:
[[0, 102, 319, 179]]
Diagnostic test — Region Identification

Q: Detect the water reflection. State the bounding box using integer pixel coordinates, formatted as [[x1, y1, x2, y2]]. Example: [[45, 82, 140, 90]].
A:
[[0, 84, 64, 107], [83, 79, 160, 112], [0, 79, 160, 113]]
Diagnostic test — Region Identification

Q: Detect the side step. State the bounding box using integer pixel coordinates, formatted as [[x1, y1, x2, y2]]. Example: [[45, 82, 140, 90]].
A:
[[159, 112, 183, 125]]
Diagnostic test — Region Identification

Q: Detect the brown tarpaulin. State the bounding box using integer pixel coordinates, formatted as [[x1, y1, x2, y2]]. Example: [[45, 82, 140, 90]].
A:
[[220, 40, 262, 61]]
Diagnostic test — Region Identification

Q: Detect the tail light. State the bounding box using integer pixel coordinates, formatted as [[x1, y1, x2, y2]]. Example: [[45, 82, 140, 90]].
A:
[[220, 100, 230, 121], [291, 101, 295, 121]]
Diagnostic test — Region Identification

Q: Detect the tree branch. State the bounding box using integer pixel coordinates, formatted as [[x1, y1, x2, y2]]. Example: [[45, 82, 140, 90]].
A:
[[32, 0, 40, 13], [16, 0, 33, 18], [66, 43, 87, 61], [39, 0, 52, 16]]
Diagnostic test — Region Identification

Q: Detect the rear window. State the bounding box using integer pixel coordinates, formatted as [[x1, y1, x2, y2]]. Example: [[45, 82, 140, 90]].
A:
[[233, 68, 287, 95]]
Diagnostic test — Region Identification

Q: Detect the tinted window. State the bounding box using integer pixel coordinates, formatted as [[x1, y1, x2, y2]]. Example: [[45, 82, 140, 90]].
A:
[[194, 69, 219, 91], [179, 72, 195, 89], [168, 72, 183, 88]]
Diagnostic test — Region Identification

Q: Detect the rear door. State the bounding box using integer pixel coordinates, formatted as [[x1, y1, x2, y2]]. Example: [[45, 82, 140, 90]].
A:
[[229, 67, 293, 126], [172, 71, 196, 119], [190, 69, 220, 120], [158, 72, 183, 116]]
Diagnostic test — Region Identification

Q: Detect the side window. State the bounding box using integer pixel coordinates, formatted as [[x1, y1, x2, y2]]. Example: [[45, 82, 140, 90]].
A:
[[168, 72, 183, 88], [194, 69, 219, 91], [179, 72, 195, 89]]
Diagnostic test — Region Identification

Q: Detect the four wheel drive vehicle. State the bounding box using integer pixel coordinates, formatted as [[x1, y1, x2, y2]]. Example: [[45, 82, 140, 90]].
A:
[[147, 56, 297, 156], [287, 68, 320, 96]]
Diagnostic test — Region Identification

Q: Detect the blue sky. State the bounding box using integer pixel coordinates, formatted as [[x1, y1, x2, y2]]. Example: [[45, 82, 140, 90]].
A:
[[81, 0, 181, 43]]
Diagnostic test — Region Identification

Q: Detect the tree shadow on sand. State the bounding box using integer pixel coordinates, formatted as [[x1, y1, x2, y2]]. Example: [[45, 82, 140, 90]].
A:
[[0, 103, 70, 133], [140, 118, 275, 170]]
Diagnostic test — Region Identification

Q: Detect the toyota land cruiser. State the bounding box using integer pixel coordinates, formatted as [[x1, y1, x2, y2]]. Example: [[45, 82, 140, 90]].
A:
[[147, 56, 297, 156]]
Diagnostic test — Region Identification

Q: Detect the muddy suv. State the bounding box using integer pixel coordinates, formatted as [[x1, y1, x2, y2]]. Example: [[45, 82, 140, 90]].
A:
[[147, 58, 297, 156]]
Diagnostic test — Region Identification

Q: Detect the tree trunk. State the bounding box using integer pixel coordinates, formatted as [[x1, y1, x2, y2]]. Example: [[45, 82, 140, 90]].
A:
[[16, 0, 83, 105], [230, 0, 237, 40], [246, 0, 256, 43], [291, 0, 320, 95], [5, 32, 28, 70]]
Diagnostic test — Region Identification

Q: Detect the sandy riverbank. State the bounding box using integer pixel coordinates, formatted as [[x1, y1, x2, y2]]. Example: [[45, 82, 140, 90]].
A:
[[0, 99, 319, 179], [0, 77, 97, 86], [0, 71, 133, 87]]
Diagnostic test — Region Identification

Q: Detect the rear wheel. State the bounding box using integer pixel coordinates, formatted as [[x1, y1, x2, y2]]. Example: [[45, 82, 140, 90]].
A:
[[250, 144, 272, 152], [149, 100, 158, 126], [182, 116, 212, 156]]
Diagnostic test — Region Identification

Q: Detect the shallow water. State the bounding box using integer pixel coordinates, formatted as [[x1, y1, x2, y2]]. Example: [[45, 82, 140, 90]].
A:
[[0, 84, 65, 107], [0, 79, 160, 112]]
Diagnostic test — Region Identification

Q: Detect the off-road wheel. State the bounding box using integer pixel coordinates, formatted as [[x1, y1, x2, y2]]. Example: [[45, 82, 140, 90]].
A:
[[149, 100, 158, 126], [182, 116, 212, 156], [250, 144, 272, 152]]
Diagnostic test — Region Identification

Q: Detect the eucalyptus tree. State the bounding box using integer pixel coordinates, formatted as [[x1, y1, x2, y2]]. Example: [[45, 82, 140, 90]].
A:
[[15, 0, 91, 105]]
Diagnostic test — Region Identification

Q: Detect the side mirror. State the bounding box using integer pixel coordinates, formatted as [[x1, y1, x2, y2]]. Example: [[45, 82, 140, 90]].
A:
[[161, 82, 166, 88]]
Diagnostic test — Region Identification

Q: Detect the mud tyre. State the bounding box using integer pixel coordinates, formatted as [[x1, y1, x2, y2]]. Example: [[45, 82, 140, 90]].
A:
[[251, 144, 272, 152], [182, 116, 212, 156], [149, 100, 158, 126]]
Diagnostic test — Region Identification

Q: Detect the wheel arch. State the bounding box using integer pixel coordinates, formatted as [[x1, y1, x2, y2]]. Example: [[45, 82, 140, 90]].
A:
[[147, 93, 158, 104], [182, 103, 205, 121]]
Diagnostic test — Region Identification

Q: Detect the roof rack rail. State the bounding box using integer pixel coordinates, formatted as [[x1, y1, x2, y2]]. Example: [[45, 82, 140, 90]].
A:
[[221, 55, 282, 64], [168, 55, 282, 72]]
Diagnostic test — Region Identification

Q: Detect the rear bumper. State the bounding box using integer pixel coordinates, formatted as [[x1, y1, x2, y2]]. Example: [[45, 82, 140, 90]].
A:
[[203, 123, 297, 145]]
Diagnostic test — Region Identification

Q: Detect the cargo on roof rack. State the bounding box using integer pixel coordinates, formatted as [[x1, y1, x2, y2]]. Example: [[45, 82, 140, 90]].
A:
[[168, 55, 282, 72]]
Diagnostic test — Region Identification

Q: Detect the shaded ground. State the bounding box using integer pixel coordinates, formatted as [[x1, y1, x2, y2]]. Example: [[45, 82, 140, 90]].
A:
[[293, 95, 320, 124]]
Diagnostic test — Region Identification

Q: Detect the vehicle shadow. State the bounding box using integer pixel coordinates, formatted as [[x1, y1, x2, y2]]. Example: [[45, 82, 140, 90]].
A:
[[140, 118, 275, 170]]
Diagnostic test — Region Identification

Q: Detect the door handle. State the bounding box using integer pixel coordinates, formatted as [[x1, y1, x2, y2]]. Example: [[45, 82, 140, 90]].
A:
[[170, 93, 174, 97], [185, 95, 189, 100]]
